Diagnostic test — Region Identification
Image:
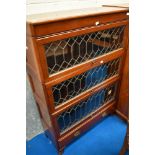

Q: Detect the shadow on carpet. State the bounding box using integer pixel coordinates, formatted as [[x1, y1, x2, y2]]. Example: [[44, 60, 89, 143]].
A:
[[26, 115, 129, 155]]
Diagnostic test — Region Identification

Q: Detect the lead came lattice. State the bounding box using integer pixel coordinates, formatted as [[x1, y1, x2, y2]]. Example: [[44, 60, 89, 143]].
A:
[[44, 26, 125, 75], [52, 58, 121, 106], [57, 82, 117, 134]]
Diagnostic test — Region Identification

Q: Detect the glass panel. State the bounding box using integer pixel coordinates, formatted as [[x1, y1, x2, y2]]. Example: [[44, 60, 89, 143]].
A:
[[44, 26, 125, 75], [52, 58, 121, 106], [57, 82, 117, 134]]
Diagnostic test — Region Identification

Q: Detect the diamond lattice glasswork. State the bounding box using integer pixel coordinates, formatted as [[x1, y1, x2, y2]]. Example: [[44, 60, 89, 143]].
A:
[[52, 58, 121, 106], [57, 82, 117, 133], [44, 26, 125, 75]]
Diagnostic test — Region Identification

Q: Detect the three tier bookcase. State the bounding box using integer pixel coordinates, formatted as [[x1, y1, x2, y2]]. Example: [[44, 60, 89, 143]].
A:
[[26, 5, 129, 155]]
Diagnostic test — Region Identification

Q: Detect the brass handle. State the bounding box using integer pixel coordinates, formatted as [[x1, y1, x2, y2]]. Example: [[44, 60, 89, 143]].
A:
[[100, 60, 104, 64], [74, 131, 80, 137], [95, 21, 100, 26]]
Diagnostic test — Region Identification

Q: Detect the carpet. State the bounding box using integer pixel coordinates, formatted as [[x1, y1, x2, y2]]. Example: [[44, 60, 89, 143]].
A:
[[26, 115, 129, 155]]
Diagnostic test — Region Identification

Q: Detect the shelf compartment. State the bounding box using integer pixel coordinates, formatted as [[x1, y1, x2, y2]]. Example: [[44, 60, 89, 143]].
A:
[[56, 82, 118, 134], [44, 25, 125, 76], [52, 57, 121, 106]]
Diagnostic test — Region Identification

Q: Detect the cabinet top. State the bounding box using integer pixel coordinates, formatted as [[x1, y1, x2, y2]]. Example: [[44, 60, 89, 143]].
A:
[[26, 5, 129, 25]]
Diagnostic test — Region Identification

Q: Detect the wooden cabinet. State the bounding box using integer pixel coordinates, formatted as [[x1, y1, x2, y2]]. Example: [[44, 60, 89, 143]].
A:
[[26, 6, 129, 155]]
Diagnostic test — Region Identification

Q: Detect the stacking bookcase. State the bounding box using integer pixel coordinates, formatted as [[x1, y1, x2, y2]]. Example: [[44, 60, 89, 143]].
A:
[[26, 5, 129, 155]]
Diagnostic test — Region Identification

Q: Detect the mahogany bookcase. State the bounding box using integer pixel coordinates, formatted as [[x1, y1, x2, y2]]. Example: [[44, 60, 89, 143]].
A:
[[26, 5, 129, 155]]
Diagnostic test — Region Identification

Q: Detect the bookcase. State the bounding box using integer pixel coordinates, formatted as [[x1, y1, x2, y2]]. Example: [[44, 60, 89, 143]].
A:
[[26, 5, 129, 155]]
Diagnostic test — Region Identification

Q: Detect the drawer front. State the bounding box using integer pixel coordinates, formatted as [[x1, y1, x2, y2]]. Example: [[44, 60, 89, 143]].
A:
[[43, 25, 125, 77], [49, 57, 121, 107], [55, 82, 118, 135]]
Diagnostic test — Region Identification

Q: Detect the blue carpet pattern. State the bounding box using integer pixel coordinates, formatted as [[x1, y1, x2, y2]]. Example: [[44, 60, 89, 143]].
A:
[[26, 115, 129, 155]]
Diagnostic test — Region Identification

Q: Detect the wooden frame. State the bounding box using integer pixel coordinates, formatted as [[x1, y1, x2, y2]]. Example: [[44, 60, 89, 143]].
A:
[[45, 48, 124, 87], [27, 11, 128, 37], [35, 20, 128, 82], [51, 75, 120, 113]]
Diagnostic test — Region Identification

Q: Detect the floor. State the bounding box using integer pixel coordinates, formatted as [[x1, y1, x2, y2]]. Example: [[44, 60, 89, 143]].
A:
[[26, 78, 43, 140], [27, 115, 128, 155]]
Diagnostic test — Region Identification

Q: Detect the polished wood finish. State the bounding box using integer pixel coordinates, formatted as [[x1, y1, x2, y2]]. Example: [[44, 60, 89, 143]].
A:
[[115, 109, 128, 122], [27, 13, 128, 37], [116, 25, 129, 121], [36, 19, 128, 44], [26, 5, 129, 154]]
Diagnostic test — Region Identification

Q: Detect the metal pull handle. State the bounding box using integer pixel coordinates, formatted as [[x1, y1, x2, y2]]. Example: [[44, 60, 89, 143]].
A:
[[74, 131, 80, 137], [95, 21, 100, 26], [100, 60, 104, 64], [92, 60, 103, 65]]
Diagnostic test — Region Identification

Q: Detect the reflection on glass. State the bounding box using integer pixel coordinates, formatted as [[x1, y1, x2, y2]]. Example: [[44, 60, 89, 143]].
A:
[[57, 83, 117, 133], [44, 26, 125, 75], [52, 58, 120, 106]]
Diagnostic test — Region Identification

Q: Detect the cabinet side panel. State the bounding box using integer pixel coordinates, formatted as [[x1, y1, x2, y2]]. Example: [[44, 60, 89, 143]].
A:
[[115, 22, 129, 121], [116, 48, 129, 120], [27, 73, 59, 148], [26, 23, 45, 82], [26, 32, 59, 148]]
